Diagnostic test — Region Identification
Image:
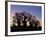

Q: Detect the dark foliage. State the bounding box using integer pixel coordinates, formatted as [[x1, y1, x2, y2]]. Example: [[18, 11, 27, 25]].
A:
[[11, 11, 42, 32]]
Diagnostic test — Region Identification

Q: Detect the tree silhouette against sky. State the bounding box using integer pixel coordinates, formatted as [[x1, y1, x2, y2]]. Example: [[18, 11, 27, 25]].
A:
[[11, 11, 42, 32]]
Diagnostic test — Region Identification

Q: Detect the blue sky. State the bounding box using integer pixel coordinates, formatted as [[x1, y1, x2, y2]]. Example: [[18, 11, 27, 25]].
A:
[[10, 5, 42, 19]]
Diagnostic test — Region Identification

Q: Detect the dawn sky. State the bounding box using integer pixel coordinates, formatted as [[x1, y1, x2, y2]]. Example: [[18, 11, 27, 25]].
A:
[[10, 5, 42, 20]]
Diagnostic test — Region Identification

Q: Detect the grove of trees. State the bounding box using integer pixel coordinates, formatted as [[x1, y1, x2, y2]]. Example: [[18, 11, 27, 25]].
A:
[[11, 11, 42, 32]]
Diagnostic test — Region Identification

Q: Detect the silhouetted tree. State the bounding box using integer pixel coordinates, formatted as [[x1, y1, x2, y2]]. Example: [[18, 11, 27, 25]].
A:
[[11, 11, 42, 32]]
